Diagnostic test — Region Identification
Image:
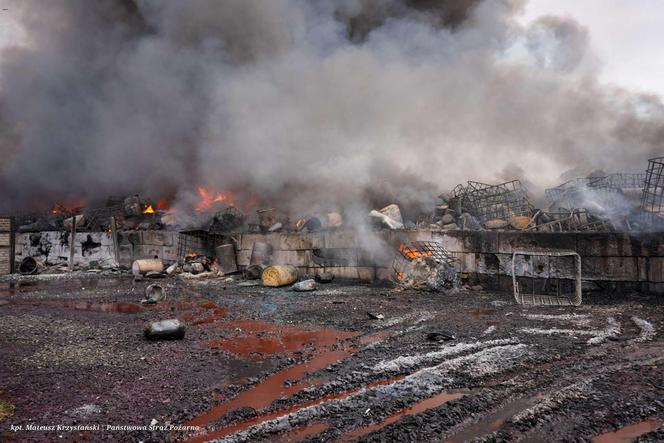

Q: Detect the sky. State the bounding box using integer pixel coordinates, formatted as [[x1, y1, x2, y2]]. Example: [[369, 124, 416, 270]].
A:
[[0, 1, 662, 96], [520, 0, 664, 97]]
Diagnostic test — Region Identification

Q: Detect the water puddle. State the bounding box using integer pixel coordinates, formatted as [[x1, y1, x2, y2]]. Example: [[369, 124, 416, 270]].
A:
[[444, 394, 542, 443], [278, 422, 329, 442], [184, 348, 352, 442], [339, 391, 467, 442], [3, 299, 149, 313], [184, 329, 391, 442], [592, 419, 663, 443], [60, 301, 144, 313], [204, 319, 357, 360], [185, 373, 406, 443]]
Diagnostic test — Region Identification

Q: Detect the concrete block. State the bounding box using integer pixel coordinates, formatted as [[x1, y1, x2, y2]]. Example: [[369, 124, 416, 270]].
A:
[[311, 248, 358, 267], [462, 231, 499, 254], [240, 233, 280, 252], [618, 233, 664, 257], [434, 232, 464, 253], [325, 266, 373, 280], [272, 250, 311, 267], [236, 250, 252, 267], [133, 245, 164, 260], [118, 244, 133, 266], [582, 256, 639, 281], [476, 253, 512, 275], [576, 233, 633, 257], [498, 232, 576, 254], [324, 230, 359, 249], [279, 233, 324, 250], [141, 231, 174, 246], [161, 247, 178, 262], [384, 230, 434, 246], [646, 257, 664, 282]]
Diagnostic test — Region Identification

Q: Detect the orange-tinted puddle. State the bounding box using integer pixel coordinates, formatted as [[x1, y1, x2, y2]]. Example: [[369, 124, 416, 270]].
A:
[[204, 319, 357, 360], [185, 372, 405, 443], [339, 391, 467, 442], [184, 329, 391, 443], [592, 419, 663, 443], [184, 348, 351, 442], [279, 422, 329, 442]]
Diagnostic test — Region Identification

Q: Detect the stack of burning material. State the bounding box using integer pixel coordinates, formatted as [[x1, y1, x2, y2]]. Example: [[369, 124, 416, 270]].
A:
[[393, 241, 459, 291], [451, 180, 534, 229], [208, 206, 246, 233]]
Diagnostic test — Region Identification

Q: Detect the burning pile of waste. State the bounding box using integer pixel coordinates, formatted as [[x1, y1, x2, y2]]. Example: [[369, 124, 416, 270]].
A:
[[394, 242, 459, 292]]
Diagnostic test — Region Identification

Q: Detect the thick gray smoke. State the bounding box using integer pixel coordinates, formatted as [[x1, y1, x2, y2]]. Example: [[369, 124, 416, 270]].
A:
[[1, 0, 663, 214]]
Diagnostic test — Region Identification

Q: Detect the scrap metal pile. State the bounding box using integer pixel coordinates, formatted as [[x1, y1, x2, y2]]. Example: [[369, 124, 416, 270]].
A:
[[436, 157, 664, 233]]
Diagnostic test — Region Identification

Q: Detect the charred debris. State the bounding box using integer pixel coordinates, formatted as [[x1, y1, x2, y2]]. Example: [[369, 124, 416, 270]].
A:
[[7, 156, 664, 298]]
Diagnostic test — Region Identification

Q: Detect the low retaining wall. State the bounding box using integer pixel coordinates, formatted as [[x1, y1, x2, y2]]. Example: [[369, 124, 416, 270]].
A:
[[15, 229, 664, 293], [233, 230, 664, 293], [15, 231, 179, 269]]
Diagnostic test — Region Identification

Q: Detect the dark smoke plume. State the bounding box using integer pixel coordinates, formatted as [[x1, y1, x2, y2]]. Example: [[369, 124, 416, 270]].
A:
[[1, 0, 663, 214]]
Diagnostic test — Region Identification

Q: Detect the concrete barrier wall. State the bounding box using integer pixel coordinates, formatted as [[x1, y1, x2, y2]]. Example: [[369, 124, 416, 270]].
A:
[[234, 230, 664, 290], [15, 231, 179, 269], [15, 229, 664, 292]]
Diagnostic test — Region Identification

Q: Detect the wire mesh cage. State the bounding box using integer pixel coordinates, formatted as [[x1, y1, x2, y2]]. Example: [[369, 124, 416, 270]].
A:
[[454, 180, 533, 223], [588, 173, 645, 191], [641, 157, 664, 225], [392, 241, 457, 279], [511, 250, 582, 306], [177, 230, 228, 262]]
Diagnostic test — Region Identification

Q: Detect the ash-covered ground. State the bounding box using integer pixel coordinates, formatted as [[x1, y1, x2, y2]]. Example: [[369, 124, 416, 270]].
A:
[[1, 275, 663, 442]]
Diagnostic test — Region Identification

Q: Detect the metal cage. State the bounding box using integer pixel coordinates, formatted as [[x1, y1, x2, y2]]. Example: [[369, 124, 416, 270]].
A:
[[641, 157, 664, 225], [511, 249, 582, 306], [454, 180, 533, 223], [392, 241, 457, 279]]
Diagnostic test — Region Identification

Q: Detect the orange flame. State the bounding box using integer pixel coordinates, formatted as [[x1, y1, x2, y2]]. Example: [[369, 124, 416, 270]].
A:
[[399, 244, 432, 260], [143, 204, 155, 214], [156, 198, 171, 211], [196, 187, 234, 211], [50, 200, 85, 215]]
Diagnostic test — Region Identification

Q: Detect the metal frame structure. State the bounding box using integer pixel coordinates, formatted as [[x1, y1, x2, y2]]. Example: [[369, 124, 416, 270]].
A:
[[641, 157, 664, 224], [177, 230, 228, 262], [392, 241, 457, 279], [454, 180, 533, 223], [511, 249, 582, 306], [588, 173, 645, 191]]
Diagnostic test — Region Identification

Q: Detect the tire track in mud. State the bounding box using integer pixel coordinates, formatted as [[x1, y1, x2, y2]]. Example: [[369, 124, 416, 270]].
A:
[[209, 342, 531, 442]]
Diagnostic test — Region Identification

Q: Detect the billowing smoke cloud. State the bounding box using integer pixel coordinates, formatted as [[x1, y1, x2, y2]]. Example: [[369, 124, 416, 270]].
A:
[[1, 0, 663, 215]]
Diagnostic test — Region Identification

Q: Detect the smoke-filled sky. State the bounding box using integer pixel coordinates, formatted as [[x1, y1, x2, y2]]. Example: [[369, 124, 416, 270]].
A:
[[0, 0, 663, 214]]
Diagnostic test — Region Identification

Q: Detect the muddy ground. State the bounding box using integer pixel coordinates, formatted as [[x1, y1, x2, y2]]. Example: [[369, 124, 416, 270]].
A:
[[0, 274, 663, 442]]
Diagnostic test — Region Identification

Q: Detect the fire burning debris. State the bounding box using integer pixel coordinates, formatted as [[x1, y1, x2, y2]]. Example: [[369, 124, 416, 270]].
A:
[[195, 187, 234, 212], [13, 155, 664, 236], [2, 1, 664, 219]]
